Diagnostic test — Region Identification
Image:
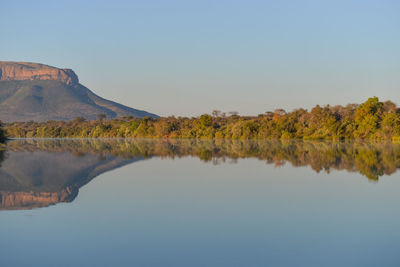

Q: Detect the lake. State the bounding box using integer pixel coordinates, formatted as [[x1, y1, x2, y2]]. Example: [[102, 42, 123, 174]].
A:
[[1, 139, 400, 266]]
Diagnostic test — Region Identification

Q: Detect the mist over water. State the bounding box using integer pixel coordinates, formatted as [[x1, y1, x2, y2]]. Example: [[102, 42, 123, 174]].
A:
[[1, 139, 400, 266]]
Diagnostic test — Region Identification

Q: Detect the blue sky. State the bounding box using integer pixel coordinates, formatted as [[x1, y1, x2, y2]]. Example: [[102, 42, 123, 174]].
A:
[[1, 0, 399, 116]]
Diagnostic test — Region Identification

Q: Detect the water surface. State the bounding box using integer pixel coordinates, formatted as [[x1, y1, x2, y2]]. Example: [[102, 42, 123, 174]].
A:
[[1, 139, 400, 266]]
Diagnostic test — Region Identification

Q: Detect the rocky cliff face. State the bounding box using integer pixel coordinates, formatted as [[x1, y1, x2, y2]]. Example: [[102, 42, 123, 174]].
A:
[[0, 61, 79, 85], [0, 188, 77, 210]]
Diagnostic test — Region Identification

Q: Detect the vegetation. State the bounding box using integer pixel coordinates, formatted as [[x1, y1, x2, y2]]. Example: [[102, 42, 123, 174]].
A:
[[6, 138, 400, 181], [4, 97, 400, 140]]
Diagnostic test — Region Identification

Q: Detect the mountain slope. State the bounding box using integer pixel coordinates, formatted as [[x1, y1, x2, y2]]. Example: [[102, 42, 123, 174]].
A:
[[0, 61, 158, 122]]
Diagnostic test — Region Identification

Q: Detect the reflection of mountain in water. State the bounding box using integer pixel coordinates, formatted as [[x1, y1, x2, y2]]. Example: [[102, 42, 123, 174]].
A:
[[1, 139, 400, 210], [0, 140, 144, 210]]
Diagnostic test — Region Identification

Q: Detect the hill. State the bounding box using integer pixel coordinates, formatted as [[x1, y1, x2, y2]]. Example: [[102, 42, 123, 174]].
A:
[[0, 61, 158, 122]]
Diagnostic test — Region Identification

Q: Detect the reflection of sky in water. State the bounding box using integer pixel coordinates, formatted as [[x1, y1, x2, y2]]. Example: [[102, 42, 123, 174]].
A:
[[1, 155, 400, 266]]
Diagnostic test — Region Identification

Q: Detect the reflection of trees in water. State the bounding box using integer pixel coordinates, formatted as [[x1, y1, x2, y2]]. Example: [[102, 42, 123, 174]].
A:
[[0, 149, 5, 167], [6, 139, 400, 181]]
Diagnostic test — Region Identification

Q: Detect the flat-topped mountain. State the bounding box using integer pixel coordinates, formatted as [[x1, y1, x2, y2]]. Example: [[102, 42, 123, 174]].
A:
[[0, 61, 158, 122]]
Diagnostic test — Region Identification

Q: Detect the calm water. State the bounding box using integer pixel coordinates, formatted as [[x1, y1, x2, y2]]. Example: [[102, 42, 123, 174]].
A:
[[1, 139, 400, 266]]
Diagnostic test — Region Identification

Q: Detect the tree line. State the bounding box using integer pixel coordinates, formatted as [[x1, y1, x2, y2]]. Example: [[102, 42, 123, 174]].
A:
[[4, 97, 400, 140]]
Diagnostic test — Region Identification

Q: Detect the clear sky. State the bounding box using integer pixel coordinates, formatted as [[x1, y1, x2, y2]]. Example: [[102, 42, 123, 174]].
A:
[[1, 0, 399, 117]]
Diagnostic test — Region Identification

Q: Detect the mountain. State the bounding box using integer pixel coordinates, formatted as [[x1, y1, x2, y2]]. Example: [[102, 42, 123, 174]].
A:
[[0, 61, 158, 122]]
